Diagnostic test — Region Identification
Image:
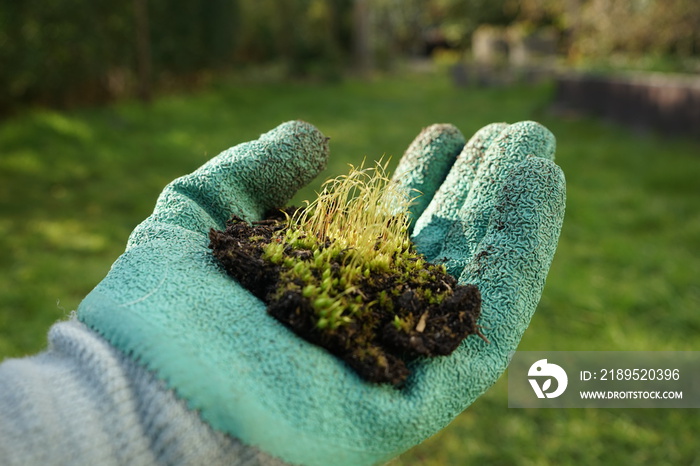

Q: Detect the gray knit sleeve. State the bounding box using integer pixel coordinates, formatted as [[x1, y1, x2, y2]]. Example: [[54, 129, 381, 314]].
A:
[[0, 318, 287, 466]]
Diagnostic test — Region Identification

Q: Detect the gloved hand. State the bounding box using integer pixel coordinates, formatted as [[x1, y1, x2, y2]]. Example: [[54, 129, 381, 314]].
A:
[[78, 119, 565, 466]]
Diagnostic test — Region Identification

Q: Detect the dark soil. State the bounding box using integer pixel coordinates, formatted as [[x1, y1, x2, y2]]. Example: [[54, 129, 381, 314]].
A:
[[209, 209, 483, 386]]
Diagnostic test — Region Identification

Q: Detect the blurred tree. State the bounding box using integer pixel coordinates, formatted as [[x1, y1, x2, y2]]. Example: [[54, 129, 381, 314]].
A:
[[233, 0, 351, 79], [148, 0, 238, 74], [0, 0, 240, 112], [653, 0, 700, 57], [353, 0, 372, 74], [133, 0, 152, 102], [0, 0, 134, 110], [430, 0, 513, 48]]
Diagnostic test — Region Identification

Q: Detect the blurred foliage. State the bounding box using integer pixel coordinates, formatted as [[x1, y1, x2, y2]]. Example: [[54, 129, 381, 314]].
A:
[[1, 0, 699, 113], [0, 0, 238, 111], [233, 0, 352, 80], [512, 0, 700, 69], [428, 0, 513, 47], [0, 0, 353, 112], [0, 1, 134, 108], [363, 0, 513, 68]]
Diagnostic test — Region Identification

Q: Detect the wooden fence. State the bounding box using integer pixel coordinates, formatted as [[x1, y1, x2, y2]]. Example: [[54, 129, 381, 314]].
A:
[[554, 72, 700, 137]]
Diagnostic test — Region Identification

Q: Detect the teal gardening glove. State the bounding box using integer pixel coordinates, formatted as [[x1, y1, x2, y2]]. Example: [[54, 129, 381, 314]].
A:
[[78, 120, 565, 465]]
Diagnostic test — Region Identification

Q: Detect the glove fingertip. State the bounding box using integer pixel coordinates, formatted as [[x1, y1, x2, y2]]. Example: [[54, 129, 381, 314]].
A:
[[144, 120, 329, 239], [460, 156, 565, 345], [494, 120, 556, 162], [244, 120, 330, 212], [392, 124, 466, 228], [412, 122, 510, 259]]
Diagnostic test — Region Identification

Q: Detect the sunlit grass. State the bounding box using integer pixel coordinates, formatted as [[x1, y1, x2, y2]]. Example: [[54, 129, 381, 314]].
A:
[[1, 71, 698, 464]]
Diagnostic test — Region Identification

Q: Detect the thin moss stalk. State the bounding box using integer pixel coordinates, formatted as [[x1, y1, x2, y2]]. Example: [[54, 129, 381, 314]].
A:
[[267, 160, 418, 330]]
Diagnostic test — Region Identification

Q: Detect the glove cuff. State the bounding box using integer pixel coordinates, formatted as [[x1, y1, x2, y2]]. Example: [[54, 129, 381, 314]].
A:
[[0, 318, 288, 465]]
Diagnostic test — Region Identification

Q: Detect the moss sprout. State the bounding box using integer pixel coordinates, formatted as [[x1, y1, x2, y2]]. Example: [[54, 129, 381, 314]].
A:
[[265, 160, 420, 330]]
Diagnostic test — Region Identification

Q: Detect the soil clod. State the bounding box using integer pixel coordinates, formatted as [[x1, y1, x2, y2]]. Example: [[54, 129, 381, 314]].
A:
[[210, 209, 483, 387]]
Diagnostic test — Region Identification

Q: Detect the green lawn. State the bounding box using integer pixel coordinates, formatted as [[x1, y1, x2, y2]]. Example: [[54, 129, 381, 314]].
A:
[[1, 71, 698, 464]]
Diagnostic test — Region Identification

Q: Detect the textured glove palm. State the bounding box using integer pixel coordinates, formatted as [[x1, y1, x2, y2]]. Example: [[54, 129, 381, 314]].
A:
[[78, 120, 565, 466]]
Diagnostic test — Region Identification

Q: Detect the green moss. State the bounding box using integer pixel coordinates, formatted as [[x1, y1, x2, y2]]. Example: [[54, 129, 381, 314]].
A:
[[210, 162, 483, 385], [261, 160, 423, 330]]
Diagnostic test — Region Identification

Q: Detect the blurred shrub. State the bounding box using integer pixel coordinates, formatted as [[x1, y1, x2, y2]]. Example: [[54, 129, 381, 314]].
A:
[[0, 0, 352, 113], [0, 1, 135, 109], [2, 0, 697, 114], [512, 0, 700, 71]]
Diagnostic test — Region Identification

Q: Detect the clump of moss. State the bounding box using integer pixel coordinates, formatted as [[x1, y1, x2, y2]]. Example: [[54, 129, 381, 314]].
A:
[[210, 161, 483, 386]]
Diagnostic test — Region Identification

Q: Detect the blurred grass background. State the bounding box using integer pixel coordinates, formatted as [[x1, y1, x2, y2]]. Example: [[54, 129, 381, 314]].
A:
[[1, 71, 699, 464]]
